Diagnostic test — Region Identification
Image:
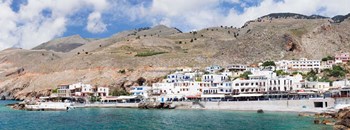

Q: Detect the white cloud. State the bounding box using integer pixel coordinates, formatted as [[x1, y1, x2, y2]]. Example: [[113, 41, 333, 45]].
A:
[[0, 0, 109, 50], [86, 12, 107, 33], [1, 0, 350, 50], [121, 0, 350, 31]]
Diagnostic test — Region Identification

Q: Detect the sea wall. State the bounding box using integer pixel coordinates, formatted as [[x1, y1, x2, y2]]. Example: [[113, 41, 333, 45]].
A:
[[173, 98, 335, 112], [334, 97, 350, 109], [81, 103, 139, 108]]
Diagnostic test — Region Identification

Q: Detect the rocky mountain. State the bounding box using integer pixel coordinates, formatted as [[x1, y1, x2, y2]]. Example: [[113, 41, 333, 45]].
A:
[[332, 13, 350, 23], [32, 35, 95, 52], [260, 13, 329, 20], [1, 13, 350, 100]]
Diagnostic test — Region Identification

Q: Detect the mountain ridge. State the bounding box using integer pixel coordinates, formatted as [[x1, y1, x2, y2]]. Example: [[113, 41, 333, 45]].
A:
[[1, 12, 350, 100]]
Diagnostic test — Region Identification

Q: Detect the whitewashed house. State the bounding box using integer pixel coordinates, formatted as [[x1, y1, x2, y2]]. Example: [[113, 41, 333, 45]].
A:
[[130, 86, 152, 98], [321, 60, 335, 70], [275, 60, 291, 72], [80, 84, 94, 97], [205, 65, 222, 73], [202, 74, 229, 84], [227, 64, 247, 72], [166, 72, 195, 83], [335, 52, 350, 64], [289, 58, 321, 72], [96, 87, 109, 97]]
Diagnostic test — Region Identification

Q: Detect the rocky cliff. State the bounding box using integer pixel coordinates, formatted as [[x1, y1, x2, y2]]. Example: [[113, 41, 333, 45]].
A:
[[1, 13, 350, 100]]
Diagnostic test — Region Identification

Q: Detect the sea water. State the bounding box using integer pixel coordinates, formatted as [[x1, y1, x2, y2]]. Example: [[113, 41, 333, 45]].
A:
[[0, 101, 331, 130]]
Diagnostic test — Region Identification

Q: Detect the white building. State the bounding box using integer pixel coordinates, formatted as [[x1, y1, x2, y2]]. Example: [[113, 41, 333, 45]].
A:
[[293, 81, 331, 93], [275, 60, 291, 72], [249, 70, 276, 80], [202, 74, 229, 83], [227, 64, 247, 72], [289, 58, 321, 72], [333, 80, 350, 88], [321, 60, 334, 70], [166, 72, 196, 83], [205, 65, 222, 73], [96, 87, 109, 97], [335, 52, 350, 64], [130, 86, 152, 98]]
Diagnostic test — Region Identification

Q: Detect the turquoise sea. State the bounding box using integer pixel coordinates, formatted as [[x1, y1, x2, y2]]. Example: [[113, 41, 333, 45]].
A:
[[0, 100, 331, 130]]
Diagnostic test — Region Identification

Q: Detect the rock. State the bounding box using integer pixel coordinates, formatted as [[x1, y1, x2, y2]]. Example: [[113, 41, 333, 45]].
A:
[[257, 109, 264, 113], [299, 113, 314, 117], [314, 119, 320, 124], [10, 103, 26, 110], [322, 119, 333, 125], [334, 125, 350, 130], [334, 108, 350, 129], [283, 34, 300, 52], [0, 95, 5, 100]]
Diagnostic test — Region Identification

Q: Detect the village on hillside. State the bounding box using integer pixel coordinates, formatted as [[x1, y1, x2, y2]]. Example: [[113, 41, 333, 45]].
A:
[[44, 52, 350, 104]]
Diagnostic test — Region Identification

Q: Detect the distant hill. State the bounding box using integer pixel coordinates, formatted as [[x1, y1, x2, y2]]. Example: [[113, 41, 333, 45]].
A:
[[32, 35, 95, 52], [260, 13, 329, 20], [332, 13, 350, 23], [1, 13, 350, 100]]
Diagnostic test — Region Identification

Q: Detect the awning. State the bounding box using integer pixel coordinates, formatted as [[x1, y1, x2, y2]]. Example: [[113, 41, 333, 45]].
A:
[[101, 96, 119, 101], [233, 94, 264, 97], [39, 97, 50, 99], [201, 94, 225, 98], [116, 96, 138, 100], [186, 95, 201, 98], [297, 92, 316, 94]]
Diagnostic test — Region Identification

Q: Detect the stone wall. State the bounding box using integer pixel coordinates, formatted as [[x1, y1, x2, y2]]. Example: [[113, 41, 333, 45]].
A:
[[172, 98, 335, 112]]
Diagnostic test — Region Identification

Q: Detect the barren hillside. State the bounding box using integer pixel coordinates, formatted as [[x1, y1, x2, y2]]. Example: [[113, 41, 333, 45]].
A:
[[1, 13, 350, 100]]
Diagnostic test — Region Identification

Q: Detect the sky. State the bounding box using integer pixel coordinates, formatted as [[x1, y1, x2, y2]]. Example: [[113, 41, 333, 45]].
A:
[[0, 0, 350, 50]]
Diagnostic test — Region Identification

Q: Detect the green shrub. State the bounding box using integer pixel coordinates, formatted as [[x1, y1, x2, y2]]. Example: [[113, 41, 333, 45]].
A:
[[322, 56, 334, 61], [52, 88, 58, 93], [118, 69, 126, 74], [239, 71, 252, 79], [110, 89, 130, 96], [262, 61, 276, 67], [135, 51, 167, 57]]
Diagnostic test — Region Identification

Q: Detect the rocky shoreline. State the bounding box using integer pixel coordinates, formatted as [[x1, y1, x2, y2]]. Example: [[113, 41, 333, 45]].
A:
[[333, 108, 350, 130], [300, 107, 350, 130]]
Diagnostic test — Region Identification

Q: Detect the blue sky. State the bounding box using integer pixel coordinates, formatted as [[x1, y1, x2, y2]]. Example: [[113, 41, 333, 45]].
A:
[[0, 0, 350, 50]]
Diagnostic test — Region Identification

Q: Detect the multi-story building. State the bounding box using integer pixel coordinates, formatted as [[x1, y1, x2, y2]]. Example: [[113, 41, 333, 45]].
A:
[[335, 52, 350, 64], [54, 82, 109, 97], [130, 86, 152, 98], [289, 58, 321, 72], [205, 65, 222, 73], [321, 60, 335, 70], [202, 74, 229, 84], [57, 84, 71, 97], [227, 64, 247, 72], [96, 87, 109, 97], [275, 60, 291, 72], [166, 72, 195, 83]]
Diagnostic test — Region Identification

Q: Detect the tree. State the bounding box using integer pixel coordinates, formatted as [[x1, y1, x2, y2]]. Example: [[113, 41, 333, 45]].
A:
[[110, 89, 130, 96], [118, 69, 126, 74], [327, 65, 347, 78], [137, 77, 146, 86], [262, 61, 276, 67], [239, 71, 252, 79], [321, 56, 334, 61], [305, 69, 317, 81], [275, 70, 289, 76]]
